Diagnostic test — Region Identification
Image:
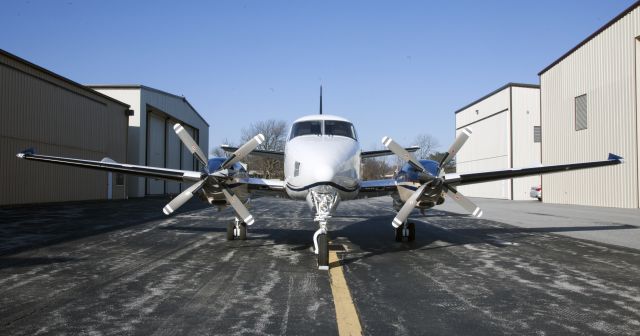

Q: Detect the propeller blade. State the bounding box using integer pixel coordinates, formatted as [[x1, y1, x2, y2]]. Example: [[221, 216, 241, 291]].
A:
[[391, 183, 429, 228], [174, 123, 208, 169], [221, 189, 255, 225], [162, 179, 206, 215], [382, 136, 426, 173], [439, 127, 472, 170], [220, 134, 265, 170], [444, 184, 482, 217]]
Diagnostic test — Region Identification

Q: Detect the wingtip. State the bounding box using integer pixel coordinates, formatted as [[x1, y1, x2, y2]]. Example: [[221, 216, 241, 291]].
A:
[[608, 153, 624, 163], [16, 148, 35, 159]]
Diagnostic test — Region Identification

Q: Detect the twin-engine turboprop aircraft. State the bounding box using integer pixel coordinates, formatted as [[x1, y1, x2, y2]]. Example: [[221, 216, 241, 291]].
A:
[[17, 114, 624, 270]]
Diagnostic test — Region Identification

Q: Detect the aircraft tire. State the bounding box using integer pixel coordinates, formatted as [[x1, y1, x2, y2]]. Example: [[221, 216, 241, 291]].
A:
[[317, 233, 329, 269], [239, 222, 247, 240], [395, 226, 403, 242], [226, 222, 235, 241], [407, 222, 416, 242]]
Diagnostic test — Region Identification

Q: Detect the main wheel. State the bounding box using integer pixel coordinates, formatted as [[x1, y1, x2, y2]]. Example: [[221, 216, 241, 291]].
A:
[[238, 222, 247, 240], [226, 222, 235, 241], [317, 233, 329, 270], [395, 226, 403, 242], [407, 222, 416, 242]]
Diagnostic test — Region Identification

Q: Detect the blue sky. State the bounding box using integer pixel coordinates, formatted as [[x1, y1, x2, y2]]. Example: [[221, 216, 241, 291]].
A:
[[1, 0, 636, 153]]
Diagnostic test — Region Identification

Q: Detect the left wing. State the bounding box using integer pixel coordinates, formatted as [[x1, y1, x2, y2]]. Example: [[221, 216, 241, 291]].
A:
[[361, 146, 419, 159], [444, 153, 624, 186], [357, 179, 398, 198]]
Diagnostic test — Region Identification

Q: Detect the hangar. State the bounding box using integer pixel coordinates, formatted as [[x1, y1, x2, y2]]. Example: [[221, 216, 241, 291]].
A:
[[539, 1, 640, 208], [0, 49, 130, 206], [89, 85, 209, 198], [455, 83, 541, 200]]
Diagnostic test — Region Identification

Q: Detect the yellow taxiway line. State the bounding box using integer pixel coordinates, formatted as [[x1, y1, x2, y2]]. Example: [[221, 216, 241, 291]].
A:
[[328, 247, 363, 336]]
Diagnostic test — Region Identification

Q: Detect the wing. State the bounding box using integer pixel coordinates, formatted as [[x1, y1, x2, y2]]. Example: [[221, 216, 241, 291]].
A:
[[361, 146, 419, 159], [357, 179, 398, 198], [16, 148, 203, 182], [444, 153, 624, 186], [221, 145, 284, 160], [232, 177, 288, 198]]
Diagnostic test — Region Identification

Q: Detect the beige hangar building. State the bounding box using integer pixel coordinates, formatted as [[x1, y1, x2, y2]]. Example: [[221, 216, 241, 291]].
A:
[[454, 83, 541, 201], [0, 49, 130, 206], [89, 85, 209, 198], [539, 1, 640, 208]]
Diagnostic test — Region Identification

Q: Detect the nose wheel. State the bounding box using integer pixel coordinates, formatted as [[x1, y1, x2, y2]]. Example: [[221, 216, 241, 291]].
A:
[[226, 218, 247, 240], [395, 221, 415, 242], [314, 231, 329, 270]]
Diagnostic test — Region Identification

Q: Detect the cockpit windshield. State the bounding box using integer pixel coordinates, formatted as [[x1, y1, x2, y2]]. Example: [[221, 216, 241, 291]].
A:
[[325, 120, 356, 140], [289, 120, 357, 140], [290, 121, 322, 139]]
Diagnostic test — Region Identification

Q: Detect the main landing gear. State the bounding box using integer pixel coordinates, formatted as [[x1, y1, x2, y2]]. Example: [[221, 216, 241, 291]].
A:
[[226, 217, 247, 241], [395, 221, 415, 242]]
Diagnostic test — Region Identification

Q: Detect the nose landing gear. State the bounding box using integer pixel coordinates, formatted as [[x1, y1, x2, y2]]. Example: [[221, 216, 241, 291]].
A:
[[309, 188, 340, 270]]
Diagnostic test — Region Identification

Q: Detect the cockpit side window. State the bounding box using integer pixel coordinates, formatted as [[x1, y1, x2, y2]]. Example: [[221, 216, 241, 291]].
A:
[[290, 121, 322, 139], [325, 120, 356, 140]]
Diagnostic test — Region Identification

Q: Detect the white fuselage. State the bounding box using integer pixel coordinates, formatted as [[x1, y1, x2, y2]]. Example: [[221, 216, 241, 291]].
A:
[[283, 115, 361, 202]]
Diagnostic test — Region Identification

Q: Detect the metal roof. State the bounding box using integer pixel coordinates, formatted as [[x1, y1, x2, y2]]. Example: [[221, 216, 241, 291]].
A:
[[454, 83, 540, 114], [538, 0, 640, 76]]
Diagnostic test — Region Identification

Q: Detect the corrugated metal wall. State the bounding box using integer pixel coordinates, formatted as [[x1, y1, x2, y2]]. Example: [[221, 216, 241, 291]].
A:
[[91, 86, 209, 198], [511, 87, 541, 200], [456, 87, 512, 199], [0, 52, 128, 205], [540, 7, 639, 208]]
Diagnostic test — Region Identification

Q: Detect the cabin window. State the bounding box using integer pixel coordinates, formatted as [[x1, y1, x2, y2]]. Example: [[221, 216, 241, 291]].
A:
[[325, 120, 356, 140], [290, 121, 322, 139]]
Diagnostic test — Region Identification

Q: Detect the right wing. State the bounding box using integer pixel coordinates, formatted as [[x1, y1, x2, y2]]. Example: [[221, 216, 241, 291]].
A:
[[221, 145, 284, 160], [16, 148, 203, 182]]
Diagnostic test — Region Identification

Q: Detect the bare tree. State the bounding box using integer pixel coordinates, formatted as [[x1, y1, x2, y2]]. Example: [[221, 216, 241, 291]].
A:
[[241, 119, 288, 179], [412, 134, 440, 159], [429, 151, 456, 173], [361, 158, 393, 180]]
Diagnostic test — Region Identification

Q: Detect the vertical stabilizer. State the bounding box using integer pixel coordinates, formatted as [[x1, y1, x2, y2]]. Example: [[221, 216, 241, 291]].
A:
[[319, 85, 323, 115]]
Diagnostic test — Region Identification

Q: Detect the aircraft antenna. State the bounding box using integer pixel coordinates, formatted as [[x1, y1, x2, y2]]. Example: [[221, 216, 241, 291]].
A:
[[319, 85, 323, 115]]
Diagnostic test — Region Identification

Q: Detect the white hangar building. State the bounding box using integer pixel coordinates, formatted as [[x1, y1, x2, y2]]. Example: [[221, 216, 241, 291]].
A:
[[454, 83, 541, 200], [89, 85, 209, 198], [539, 2, 640, 208]]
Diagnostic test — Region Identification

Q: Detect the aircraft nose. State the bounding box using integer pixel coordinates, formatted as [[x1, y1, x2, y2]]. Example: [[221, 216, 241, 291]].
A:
[[314, 165, 335, 182]]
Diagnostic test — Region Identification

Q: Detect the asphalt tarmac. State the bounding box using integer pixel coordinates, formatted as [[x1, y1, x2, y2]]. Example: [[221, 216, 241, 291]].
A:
[[1, 196, 639, 335]]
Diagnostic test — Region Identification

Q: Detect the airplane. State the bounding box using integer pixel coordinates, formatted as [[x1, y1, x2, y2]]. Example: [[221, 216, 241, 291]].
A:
[[16, 111, 624, 270]]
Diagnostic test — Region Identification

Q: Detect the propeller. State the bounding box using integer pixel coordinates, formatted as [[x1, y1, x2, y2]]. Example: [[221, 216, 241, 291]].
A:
[[163, 123, 263, 223], [382, 127, 481, 227]]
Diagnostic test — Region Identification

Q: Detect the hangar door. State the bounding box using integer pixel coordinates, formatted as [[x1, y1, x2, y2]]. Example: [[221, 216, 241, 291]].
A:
[[146, 109, 200, 195]]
